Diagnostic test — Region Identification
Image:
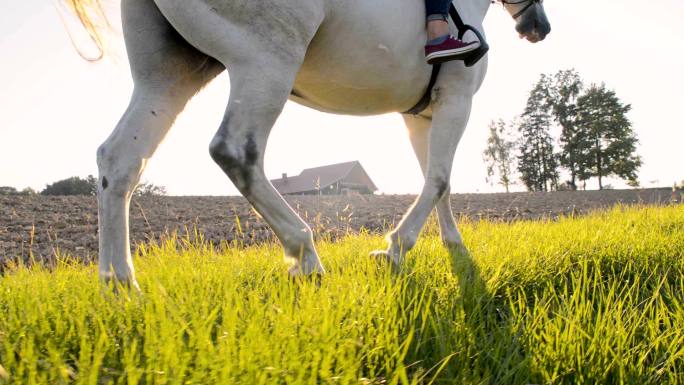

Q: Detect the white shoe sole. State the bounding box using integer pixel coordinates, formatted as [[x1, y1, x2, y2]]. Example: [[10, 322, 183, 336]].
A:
[[426, 42, 481, 63]]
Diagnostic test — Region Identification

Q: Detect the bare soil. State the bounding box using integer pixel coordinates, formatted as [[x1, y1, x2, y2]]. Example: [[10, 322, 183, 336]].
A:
[[1, 188, 680, 265]]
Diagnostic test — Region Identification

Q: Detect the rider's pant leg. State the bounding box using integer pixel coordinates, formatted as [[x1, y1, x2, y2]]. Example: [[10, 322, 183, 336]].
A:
[[425, 0, 451, 19]]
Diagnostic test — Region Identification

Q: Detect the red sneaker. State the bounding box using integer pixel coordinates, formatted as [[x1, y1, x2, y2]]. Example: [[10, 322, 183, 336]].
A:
[[425, 36, 480, 65]]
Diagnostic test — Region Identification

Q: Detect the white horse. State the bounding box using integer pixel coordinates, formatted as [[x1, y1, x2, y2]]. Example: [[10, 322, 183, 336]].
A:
[[71, 0, 550, 287]]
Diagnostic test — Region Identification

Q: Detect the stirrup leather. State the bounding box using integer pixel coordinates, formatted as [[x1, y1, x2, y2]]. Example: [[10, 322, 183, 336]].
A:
[[403, 4, 489, 115]]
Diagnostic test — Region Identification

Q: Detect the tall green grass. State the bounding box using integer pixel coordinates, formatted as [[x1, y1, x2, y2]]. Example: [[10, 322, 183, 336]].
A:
[[1, 205, 683, 384]]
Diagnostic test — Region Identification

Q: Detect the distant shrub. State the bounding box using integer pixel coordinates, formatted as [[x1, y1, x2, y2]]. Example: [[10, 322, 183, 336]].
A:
[[134, 182, 167, 197], [0, 186, 18, 195], [42, 176, 97, 196], [19, 187, 37, 196], [40, 176, 166, 197], [0, 186, 39, 196]]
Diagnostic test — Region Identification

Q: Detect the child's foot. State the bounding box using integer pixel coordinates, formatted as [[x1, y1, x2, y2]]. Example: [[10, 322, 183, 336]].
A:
[[425, 35, 480, 64]]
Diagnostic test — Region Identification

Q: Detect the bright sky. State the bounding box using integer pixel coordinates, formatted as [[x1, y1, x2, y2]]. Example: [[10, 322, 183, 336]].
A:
[[1, 0, 683, 195]]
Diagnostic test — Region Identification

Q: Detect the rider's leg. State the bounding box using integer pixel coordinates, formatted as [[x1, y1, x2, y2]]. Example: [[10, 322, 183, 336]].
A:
[[424, 0, 479, 64], [425, 0, 451, 40]]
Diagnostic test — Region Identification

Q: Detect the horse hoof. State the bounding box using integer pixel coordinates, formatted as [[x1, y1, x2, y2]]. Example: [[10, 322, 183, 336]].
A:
[[102, 275, 141, 293], [288, 262, 324, 276], [288, 268, 323, 287], [370, 249, 402, 266], [370, 249, 391, 263]]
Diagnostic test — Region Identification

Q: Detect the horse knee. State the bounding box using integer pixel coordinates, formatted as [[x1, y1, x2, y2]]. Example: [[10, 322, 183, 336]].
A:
[[427, 176, 450, 201], [96, 142, 142, 196], [209, 128, 260, 192]]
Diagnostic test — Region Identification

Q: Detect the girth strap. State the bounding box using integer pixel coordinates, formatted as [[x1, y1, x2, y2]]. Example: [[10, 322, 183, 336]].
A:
[[402, 63, 442, 115], [403, 4, 489, 115]]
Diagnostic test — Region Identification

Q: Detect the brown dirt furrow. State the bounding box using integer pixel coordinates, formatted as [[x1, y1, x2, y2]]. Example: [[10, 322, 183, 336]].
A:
[[0, 188, 679, 265]]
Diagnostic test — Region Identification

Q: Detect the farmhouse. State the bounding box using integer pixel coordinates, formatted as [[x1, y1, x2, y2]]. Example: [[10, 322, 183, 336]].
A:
[[270, 161, 377, 196]]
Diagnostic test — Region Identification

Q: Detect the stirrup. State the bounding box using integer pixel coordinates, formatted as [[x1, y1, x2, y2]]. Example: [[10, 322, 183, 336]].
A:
[[449, 4, 489, 67]]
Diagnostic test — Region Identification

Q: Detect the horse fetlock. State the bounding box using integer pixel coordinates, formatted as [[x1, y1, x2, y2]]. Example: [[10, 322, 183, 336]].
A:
[[369, 249, 399, 267], [437, 218, 462, 244], [436, 219, 467, 253], [281, 229, 323, 275], [100, 269, 140, 292], [285, 249, 325, 277], [441, 231, 465, 249], [389, 230, 417, 252], [373, 231, 415, 265]]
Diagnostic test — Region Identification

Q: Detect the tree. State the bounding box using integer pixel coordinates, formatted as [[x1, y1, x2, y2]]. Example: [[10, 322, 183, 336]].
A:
[[517, 77, 559, 192], [545, 69, 590, 190], [483, 119, 517, 192], [627, 179, 641, 188], [41, 176, 97, 196], [575, 83, 641, 189]]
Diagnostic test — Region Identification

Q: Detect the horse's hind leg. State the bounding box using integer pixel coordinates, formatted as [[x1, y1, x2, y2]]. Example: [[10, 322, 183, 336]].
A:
[[97, 0, 222, 286], [209, 61, 325, 277], [164, 1, 328, 276], [403, 114, 465, 249]]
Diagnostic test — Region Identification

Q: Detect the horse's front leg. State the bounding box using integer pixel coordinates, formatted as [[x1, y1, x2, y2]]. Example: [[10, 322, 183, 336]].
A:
[[372, 84, 474, 265], [403, 114, 465, 250]]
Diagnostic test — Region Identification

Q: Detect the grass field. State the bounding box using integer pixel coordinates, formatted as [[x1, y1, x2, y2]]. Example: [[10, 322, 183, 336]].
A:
[[1, 206, 683, 384]]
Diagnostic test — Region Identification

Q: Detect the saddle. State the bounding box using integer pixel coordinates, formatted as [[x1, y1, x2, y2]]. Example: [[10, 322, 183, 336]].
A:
[[403, 4, 489, 115]]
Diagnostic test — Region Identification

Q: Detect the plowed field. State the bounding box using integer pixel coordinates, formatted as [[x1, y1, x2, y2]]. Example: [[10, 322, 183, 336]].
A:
[[1, 188, 680, 265]]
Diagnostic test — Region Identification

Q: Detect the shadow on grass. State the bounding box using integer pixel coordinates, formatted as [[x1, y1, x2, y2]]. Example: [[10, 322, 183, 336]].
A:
[[437, 246, 532, 384]]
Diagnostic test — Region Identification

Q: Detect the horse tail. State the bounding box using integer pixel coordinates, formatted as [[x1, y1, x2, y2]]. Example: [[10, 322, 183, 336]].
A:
[[60, 0, 110, 61]]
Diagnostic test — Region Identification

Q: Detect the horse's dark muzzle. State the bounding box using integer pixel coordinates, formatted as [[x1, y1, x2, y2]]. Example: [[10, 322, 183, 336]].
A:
[[516, 17, 550, 42]]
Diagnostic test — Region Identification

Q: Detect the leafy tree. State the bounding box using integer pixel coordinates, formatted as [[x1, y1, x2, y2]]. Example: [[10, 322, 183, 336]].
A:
[[41, 176, 97, 196], [627, 179, 641, 188], [134, 182, 167, 197], [517, 77, 559, 192], [575, 83, 641, 189], [483, 119, 517, 192], [545, 69, 590, 189]]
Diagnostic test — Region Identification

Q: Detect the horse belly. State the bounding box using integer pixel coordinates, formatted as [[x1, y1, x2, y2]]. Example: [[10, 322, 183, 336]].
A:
[[292, 0, 432, 115]]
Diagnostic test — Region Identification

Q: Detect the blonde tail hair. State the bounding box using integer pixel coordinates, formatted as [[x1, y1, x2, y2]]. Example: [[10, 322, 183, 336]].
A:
[[57, 0, 109, 61]]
